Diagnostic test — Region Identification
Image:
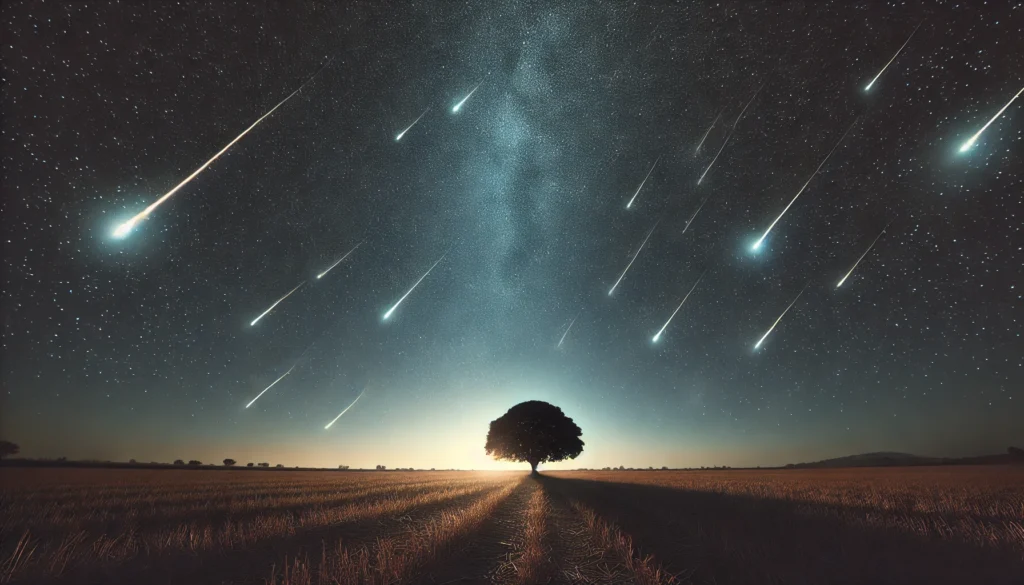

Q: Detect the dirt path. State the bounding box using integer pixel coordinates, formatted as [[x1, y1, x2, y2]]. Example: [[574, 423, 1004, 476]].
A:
[[542, 486, 636, 585]]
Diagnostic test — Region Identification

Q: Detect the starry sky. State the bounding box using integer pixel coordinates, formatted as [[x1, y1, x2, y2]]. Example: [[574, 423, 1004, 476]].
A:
[[2, 2, 1021, 470]]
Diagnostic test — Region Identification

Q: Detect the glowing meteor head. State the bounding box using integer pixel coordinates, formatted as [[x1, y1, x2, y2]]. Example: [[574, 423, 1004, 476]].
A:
[[958, 138, 976, 153], [864, 82, 874, 92], [751, 240, 762, 252], [382, 309, 394, 321], [112, 218, 137, 239], [652, 333, 661, 343], [452, 105, 461, 113]]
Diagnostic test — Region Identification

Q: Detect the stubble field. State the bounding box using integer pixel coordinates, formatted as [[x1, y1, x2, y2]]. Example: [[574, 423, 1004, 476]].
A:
[[1, 465, 1023, 584]]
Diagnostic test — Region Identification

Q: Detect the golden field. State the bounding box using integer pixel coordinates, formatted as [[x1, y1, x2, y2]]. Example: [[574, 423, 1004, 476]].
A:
[[1, 465, 1023, 584]]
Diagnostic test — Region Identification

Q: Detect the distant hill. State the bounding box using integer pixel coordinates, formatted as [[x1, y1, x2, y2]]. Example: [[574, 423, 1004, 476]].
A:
[[787, 449, 1022, 469]]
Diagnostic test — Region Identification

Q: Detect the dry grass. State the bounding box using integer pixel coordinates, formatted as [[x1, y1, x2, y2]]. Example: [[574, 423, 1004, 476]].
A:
[[513, 486, 550, 584], [2, 465, 1023, 584], [547, 466, 1024, 584]]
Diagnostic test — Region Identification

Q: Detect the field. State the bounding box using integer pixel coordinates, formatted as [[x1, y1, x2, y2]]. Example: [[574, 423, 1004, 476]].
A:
[[2, 466, 1023, 584]]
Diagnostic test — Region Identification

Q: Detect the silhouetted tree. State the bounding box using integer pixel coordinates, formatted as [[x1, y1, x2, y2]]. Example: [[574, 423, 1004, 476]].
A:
[[485, 401, 584, 474], [275, 463, 284, 468], [223, 459, 236, 467], [247, 462, 254, 467], [376, 464, 386, 470], [188, 460, 202, 466], [173, 459, 185, 465], [0, 440, 19, 460], [259, 462, 269, 467], [338, 465, 350, 470], [1009, 447, 1024, 460]]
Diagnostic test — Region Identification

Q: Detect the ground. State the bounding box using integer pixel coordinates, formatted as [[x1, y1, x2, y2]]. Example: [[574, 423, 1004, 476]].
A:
[[1, 466, 1023, 584]]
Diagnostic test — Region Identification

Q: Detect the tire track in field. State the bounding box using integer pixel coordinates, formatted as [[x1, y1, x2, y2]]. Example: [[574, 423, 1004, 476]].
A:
[[416, 475, 536, 584], [539, 476, 678, 585]]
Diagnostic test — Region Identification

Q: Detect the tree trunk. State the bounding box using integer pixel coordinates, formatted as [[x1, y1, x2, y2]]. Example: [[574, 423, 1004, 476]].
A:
[[529, 460, 539, 475]]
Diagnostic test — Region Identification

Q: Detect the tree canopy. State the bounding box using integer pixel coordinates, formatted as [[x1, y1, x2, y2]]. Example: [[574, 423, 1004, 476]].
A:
[[0, 441, 19, 460], [485, 401, 583, 473]]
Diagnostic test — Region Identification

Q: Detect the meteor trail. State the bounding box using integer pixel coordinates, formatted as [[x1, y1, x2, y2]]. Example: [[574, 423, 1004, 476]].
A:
[[250, 281, 305, 326], [864, 21, 922, 92], [317, 241, 363, 280], [609, 222, 658, 296], [325, 389, 366, 429], [112, 61, 331, 239], [752, 119, 858, 251], [697, 129, 733, 185], [452, 82, 481, 113], [680, 195, 711, 236], [245, 366, 295, 409], [958, 86, 1023, 153], [754, 283, 809, 349], [734, 79, 767, 128], [837, 220, 893, 288], [395, 108, 430, 141], [695, 109, 723, 155], [652, 271, 706, 343], [383, 253, 446, 320], [557, 309, 582, 348], [626, 157, 661, 209]]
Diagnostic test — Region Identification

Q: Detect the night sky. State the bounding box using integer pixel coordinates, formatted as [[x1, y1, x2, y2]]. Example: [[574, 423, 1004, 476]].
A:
[[2, 2, 1021, 470]]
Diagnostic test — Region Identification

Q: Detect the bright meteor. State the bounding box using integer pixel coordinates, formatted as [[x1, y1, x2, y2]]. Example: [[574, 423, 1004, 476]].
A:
[[626, 156, 661, 209], [752, 119, 858, 251], [695, 109, 723, 155], [325, 389, 366, 429], [652, 270, 706, 343], [754, 283, 809, 349], [609, 222, 658, 296], [112, 62, 330, 240], [837, 220, 893, 288], [383, 253, 446, 320], [317, 241, 363, 280], [958, 86, 1023, 153], [250, 281, 305, 326], [557, 309, 582, 348], [864, 21, 922, 92], [395, 108, 430, 141], [245, 365, 295, 409], [452, 82, 481, 113]]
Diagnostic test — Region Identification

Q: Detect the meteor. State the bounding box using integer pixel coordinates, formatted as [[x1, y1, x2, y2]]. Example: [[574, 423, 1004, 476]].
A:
[[680, 195, 711, 236], [652, 270, 706, 343], [864, 21, 922, 92], [734, 79, 767, 128], [325, 389, 366, 429], [557, 309, 583, 348], [317, 241, 363, 280], [958, 86, 1023, 153], [250, 281, 305, 326], [752, 119, 858, 251], [112, 61, 331, 239], [609, 222, 658, 296], [694, 109, 724, 155], [754, 283, 809, 349], [697, 128, 733, 185], [452, 82, 482, 113], [383, 253, 446, 320], [837, 220, 893, 288], [395, 108, 430, 141], [626, 156, 661, 209], [245, 366, 295, 409]]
